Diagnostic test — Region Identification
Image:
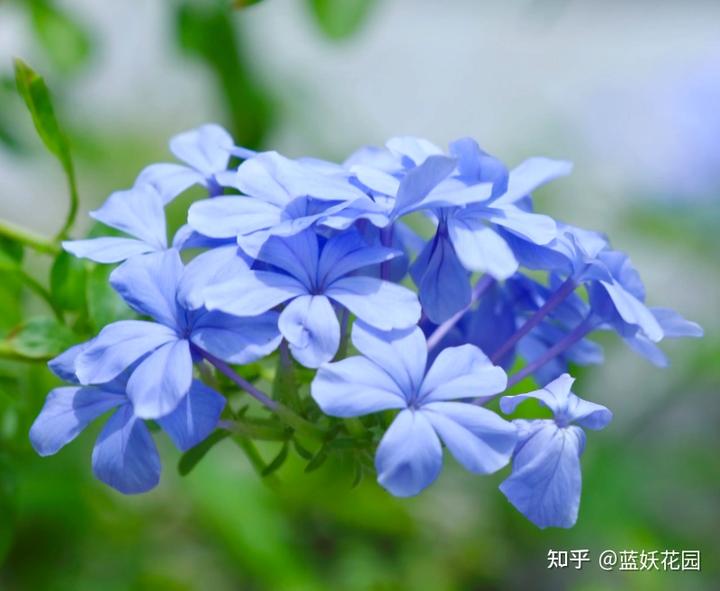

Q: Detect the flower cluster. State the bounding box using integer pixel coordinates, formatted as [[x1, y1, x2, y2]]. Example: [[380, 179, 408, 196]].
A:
[[30, 124, 702, 528]]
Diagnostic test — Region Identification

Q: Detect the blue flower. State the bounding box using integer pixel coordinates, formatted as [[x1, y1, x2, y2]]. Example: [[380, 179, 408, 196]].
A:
[[203, 229, 421, 368], [312, 322, 516, 497], [72, 249, 280, 418], [135, 123, 240, 202], [63, 185, 168, 263], [499, 373, 612, 528], [30, 343, 226, 494], [188, 151, 371, 257]]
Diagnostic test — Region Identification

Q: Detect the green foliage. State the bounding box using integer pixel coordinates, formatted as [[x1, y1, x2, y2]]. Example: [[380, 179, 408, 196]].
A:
[[307, 0, 377, 40], [85, 263, 135, 331], [28, 0, 93, 74], [178, 430, 231, 476], [0, 317, 75, 361], [175, 0, 273, 148], [13, 58, 78, 240], [50, 251, 87, 313]]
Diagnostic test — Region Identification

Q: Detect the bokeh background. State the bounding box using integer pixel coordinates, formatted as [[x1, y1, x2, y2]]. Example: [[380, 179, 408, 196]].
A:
[[0, 0, 718, 589]]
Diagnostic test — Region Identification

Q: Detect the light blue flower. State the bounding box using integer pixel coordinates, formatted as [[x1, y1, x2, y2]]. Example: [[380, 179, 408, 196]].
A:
[[499, 373, 612, 528], [63, 185, 167, 263], [203, 229, 421, 368], [312, 322, 516, 497], [188, 150, 371, 257], [30, 343, 225, 494], [135, 123, 240, 202], [72, 249, 280, 418]]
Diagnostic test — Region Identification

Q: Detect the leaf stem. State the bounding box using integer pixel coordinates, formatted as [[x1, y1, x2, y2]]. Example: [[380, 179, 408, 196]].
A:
[[0, 218, 59, 255]]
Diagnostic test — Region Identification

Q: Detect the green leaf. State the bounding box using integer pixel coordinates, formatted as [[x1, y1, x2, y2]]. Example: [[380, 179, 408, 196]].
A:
[[0, 238, 22, 272], [306, 0, 376, 40], [29, 0, 92, 74], [13, 58, 78, 240], [304, 448, 328, 473], [178, 430, 230, 476], [86, 263, 134, 331], [233, 0, 264, 8], [0, 317, 75, 361], [261, 441, 289, 477], [50, 250, 87, 312]]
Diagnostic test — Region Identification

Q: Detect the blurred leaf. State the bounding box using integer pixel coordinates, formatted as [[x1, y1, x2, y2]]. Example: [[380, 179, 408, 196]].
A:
[[0, 317, 75, 361], [178, 430, 230, 476], [50, 251, 87, 312], [13, 58, 79, 239], [175, 1, 273, 147], [233, 0, 264, 8], [261, 441, 289, 477], [86, 263, 134, 330], [307, 0, 376, 40], [304, 448, 328, 473], [29, 0, 92, 74], [0, 239, 23, 272]]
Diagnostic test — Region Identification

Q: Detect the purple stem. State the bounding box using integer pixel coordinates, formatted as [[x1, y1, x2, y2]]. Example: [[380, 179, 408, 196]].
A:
[[505, 315, 595, 389], [490, 276, 577, 364], [199, 349, 279, 411], [427, 275, 496, 351]]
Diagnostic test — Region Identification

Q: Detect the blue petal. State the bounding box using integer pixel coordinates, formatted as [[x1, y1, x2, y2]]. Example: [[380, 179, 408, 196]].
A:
[[188, 196, 282, 239], [326, 276, 421, 330], [375, 409, 443, 497], [203, 270, 306, 316], [411, 233, 471, 324], [90, 185, 167, 248], [499, 421, 584, 528], [30, 386, 125, 456], [135, 163, 203, 204], [176, 245, 250, 310], [386, 136, 443, 165], [190, 310, 281, 364], [92, 404, 161, 494], [62, 237, 157, 263], [422, 402, 516, 474], [449, 137, 509, 195], [169, 123, 233, 176], [500, 373, 575, 415], [278, 295, 340, 368], [126, 338, 193, 419], [593, 280, 663, 342], [486, 205, 557, 245], [311, 356, 408, 417], [447, 214, 518, 278], [109, 249, 183, 327], [157, 380, 226, 451], [316, 231, 399, 287], [75, 320, 178, 384], [351, 322, 426, 399], [651, 307, 703, 338], [394, 155, 457, 215], [237, 151, 367, 203], [494, 158, 573, 206], [255, 231, 319, 289], [48, 342, 91, 383], [623, 333, 669, 367], [419, 345, 507, 403]]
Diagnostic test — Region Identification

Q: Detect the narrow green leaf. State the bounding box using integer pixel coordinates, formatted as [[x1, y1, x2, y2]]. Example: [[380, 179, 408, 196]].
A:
[[293, 438, 314, 460], [0, 317, 75, 361], [306, 0, 376, 40], [261, 441, 289, 477], [304, 449, 328, 473], [13, 58, 78, 240], [178, 430, 230, 476]]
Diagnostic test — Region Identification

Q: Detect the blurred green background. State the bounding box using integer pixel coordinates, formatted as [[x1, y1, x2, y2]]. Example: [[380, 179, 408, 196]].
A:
[[0, 1, 718, 589]]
